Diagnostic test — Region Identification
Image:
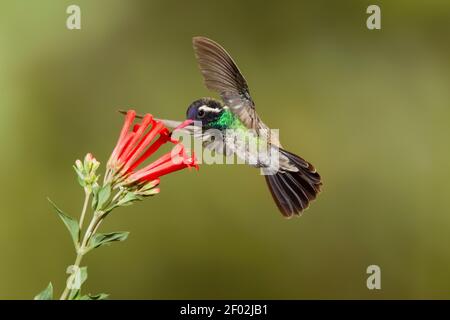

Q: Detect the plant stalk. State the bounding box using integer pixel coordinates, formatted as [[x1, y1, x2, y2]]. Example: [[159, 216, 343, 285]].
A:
[[60, 209, 103, 300], [78, 189, 91, 230]]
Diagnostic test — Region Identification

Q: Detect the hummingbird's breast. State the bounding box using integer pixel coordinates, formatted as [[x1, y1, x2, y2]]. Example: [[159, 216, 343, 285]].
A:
[[223, 128, 280, 170]]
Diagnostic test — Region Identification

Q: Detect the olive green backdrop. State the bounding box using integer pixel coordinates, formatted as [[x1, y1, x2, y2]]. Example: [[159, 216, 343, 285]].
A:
[[1, 0, 449, 299]]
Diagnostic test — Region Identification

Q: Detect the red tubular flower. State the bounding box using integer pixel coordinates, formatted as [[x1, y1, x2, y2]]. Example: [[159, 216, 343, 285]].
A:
[[106, 110, 197, 187]]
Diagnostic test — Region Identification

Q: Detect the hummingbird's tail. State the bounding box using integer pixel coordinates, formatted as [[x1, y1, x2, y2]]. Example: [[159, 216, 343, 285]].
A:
[[264, 149, 322, 218]]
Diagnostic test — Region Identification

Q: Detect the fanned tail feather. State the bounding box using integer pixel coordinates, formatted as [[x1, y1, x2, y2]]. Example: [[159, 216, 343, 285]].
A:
[[265, 149, 322, 218]]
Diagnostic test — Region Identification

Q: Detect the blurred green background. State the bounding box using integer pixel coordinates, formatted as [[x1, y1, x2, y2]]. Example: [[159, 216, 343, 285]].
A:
[[0, 0, 449, 299]]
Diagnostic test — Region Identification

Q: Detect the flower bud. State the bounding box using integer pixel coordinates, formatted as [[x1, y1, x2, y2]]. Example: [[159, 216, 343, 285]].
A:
[[73, 153, 100, 192], [140, 187, 160, 196], [75, 159, 83, 171]]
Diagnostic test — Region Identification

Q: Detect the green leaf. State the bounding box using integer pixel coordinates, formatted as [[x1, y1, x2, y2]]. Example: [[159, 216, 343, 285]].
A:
[[73, 165, 86, 188], [34, 282, 53, 300], [48, 198, 79, 246], [87, 231, 129, 251], [91, 184, 100, 210], [78, 266, 88, 287], [116, 192, 143, 207], [95, 184, 111, 211], [78, 293, 109, 300], [69, 290, 81, 300]]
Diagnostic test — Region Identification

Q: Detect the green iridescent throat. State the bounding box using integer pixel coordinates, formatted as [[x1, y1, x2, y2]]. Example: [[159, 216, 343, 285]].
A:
[[211, 109, 243, 129]]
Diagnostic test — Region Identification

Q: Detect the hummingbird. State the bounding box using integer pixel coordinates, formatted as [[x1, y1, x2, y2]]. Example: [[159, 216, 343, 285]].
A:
[[183, 36, 323, 218], [131, 37, 322, 217]]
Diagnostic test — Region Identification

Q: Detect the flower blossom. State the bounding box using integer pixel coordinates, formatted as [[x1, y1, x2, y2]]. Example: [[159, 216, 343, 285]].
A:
[[105, 110, 197, 190]]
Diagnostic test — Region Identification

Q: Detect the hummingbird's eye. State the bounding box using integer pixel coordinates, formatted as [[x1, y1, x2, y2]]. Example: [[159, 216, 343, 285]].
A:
[[197, 109, 205, 118]]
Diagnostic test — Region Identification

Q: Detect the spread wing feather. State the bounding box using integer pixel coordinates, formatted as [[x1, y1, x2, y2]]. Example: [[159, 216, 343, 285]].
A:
[[193, 36, 270, 134]]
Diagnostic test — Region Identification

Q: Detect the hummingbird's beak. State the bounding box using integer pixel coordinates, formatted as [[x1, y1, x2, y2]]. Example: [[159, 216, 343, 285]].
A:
[[118, 110, 198, 134], [157, 119, 184, 128], [159, 118, 198, 135]]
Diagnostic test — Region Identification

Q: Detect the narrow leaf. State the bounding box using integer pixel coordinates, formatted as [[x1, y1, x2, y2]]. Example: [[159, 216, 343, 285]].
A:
[[95, 184, 111, 211], [48, 198, 79, 246], [88, 231, 129, 250], [69, 290, 80, 300], [79, 293, 109, 300], [91, 184, 100, 210], [34, 282, 53, 300], [116, 192, 142, 207], [79, 266, 88, 287]]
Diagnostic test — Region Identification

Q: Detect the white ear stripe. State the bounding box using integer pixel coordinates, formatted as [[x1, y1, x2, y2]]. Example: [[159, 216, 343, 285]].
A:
[[199, 105, 221, 113]]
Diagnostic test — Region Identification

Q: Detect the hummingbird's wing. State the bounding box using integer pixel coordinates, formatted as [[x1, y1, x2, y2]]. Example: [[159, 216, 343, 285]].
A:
[[193, 37, 268, 133]]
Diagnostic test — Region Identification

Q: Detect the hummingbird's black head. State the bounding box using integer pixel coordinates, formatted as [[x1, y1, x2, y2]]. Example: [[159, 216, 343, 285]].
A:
[[186, 98, 225, 129]]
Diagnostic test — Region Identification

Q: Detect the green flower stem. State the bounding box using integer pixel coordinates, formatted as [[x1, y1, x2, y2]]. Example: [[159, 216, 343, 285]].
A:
[[59, 211, 104, 300], [111, 189, 124, 204], [78, 189, 91, 230], [83, 211, 103, 245], [59, 252, 83, 300]]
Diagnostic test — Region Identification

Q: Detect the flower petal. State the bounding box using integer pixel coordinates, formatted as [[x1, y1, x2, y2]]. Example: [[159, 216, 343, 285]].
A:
[[122, 120, 166, 172], [107, 110, 136, 165], [118, 114, 153, 163]]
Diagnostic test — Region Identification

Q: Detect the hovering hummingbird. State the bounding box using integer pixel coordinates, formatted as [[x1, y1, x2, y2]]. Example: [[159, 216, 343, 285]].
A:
[[142, 37, 322, 217]]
